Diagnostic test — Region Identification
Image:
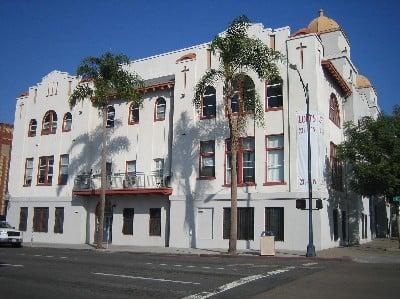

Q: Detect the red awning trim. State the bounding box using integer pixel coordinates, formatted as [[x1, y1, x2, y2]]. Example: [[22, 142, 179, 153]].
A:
[[73, 188, 173, 196]]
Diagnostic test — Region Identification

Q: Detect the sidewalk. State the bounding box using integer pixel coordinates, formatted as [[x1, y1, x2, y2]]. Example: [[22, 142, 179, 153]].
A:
[[23, 238, 400, 262]]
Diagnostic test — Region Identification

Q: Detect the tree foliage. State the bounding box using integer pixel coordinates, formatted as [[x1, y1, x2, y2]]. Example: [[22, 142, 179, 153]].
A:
[[69, 52, 144, 109], [337, 105, 400, 199]]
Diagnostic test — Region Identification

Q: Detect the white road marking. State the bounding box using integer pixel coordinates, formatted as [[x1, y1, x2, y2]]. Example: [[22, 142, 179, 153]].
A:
[[216, 267, 224, 270], [183, 266, 295, 299], [302, 262, 318, 266], [33, 254, 42, 257], [227, 263, 254, 267], [145, 262, 153, 265], [202, 266, 210, 269], [93, 272, 200, 285], [0, 263, 24, 267], [159, 263, 167, 266], [60, 257, 68, 259], [187, 265, 196, 268], [174, 264, 182, 267], [45, 255, 54, 258]]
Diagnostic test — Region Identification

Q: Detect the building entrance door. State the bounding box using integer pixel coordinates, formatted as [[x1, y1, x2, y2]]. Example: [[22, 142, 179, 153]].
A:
[[103, 212, 113, 243]]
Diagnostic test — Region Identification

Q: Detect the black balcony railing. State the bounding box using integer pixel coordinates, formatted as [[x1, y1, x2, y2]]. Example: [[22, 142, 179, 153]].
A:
[[73, 171, 170, 191]]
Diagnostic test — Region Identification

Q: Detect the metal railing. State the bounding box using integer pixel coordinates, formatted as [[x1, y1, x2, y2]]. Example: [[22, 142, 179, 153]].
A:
[[74, 171, 170, 191]]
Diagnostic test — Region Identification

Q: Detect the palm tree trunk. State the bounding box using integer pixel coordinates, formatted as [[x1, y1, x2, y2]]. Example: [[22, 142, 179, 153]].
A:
[[96, 106, 107, 249], [229, 145, 238, 254]]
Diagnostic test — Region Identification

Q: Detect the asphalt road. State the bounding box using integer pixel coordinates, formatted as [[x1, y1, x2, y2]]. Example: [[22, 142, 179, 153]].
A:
[[0, 246, 399, 299]]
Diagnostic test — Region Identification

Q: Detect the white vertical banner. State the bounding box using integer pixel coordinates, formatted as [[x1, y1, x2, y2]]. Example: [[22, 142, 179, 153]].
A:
[[297, 112, 325, 192]]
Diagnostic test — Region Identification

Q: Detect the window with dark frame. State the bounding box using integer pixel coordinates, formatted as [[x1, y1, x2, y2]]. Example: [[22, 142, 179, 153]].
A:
[[199, 140, 215, 178], [54, 207, 64, 234], [58, 154, 69, 185], [33, 207, 49, 232], [24, 158, 34, 186], [225, 137, 255, 185], [28, 119, 37, 137], [122, 208, 135, 235], [223, 207, 254, 240], [266, 80, 283, 109], [106, 106, 115, 128], [37, 156, 54, 185], [129, 103, 140, 124], [19, 207, 28, 231], [330, 142, 343, 191], [329, 93, 340, 127], [155, 98, 166, 121], [149, 208, 161, 236], [202, 86, 216, 118], [229, 76, 255, 114], [62, 112, 72, 132], [266, 135, 284, 183], [265, 207, 284, 241], [41, 110, 57, 135], [333, 209, 339, 241]]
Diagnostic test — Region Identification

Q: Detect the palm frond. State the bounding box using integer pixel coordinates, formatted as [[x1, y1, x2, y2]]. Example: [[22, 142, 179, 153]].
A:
[[193, 69, 224, 113], [69, 84, 93, 109]]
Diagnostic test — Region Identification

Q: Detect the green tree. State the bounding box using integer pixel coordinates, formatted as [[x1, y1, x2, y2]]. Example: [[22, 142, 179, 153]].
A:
[[69, 52, 144, 249], [194, 16, 282, 254], [338, 105, 400, 246]]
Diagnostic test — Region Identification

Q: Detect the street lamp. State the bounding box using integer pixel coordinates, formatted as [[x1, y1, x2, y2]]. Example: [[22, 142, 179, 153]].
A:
[[289, 63, 316, 257]]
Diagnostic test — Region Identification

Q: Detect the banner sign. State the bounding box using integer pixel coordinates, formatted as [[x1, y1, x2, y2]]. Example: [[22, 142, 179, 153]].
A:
[[297, 112, 325, 191]]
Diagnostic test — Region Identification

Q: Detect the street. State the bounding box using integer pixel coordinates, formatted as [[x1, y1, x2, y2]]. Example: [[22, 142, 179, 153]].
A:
[[0, 246, 399, 299]]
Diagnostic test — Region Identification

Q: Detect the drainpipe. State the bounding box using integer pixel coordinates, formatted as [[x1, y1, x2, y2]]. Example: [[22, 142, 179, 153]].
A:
[[285, 39, 291, 192], [165, 85, 175, 247]]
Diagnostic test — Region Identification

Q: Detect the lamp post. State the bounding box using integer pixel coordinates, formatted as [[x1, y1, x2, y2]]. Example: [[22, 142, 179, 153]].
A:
[[289, 63, 316, 257]]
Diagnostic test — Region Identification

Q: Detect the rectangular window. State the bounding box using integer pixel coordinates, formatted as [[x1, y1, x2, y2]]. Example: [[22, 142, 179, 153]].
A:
[[149, 208, 161, 236], [19, 207, 28, 231], [223, 207, 254, 240], [242, 138, 255, 183], [330, 142, 343, 191], [266, 135, 284, 183], [266, 81, 283, 109], [33, 207, 49, 232], [269, 34, 276, 50], [54, 207, 64, 234], [265, 207, 284, 241], [122, 208, 135, 235], [37, 156, 54, 185], [58, 154, 69, 185], [333, 209, 339, 241], [24, 158, 34, 186], [199, 140, 215, 178], [225, 138, 255, 185]]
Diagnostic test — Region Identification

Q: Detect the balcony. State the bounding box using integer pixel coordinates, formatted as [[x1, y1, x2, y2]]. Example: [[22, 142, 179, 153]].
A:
[[73, 172, 173, 196]]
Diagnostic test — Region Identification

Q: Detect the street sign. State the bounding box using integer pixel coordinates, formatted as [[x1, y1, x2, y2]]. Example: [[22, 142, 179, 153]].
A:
[[393, 196, 400, 204]]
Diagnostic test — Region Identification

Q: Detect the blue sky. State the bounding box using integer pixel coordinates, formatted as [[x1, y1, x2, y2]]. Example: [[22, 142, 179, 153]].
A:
[[0, 0, 399, 124]]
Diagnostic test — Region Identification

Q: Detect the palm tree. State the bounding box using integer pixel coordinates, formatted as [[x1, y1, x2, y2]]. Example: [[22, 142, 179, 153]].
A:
[[194, 16, 282, 254], [69, 52, 144, 249]]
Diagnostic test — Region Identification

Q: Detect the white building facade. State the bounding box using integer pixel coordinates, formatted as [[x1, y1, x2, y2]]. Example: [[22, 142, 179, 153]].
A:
[[7, 11, 389, 251]]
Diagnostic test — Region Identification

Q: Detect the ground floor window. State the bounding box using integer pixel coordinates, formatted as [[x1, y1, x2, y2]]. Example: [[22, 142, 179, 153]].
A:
[[333, 209, 339, 241], [54, 207, 64, 234], [223, 207, 254, 240], [33, 207, 49, 232], [149, 208, 161, 236], [362, 214, 368, 239], [265, 207, 284, 241], [19, 207, 28, 231], [123, 208, 135, 235]]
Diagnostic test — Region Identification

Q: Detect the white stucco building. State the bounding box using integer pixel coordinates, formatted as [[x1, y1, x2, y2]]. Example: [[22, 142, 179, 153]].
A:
[[7, 10, 389, 251]]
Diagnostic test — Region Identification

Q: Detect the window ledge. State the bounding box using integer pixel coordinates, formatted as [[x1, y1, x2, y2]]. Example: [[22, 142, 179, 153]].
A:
[[222, 183, 257, 187], [23, 184, 31, 187], [128, 121, 139, 125], [37, 183, 52, 186], [263, 181, 286, 186], [200, 116, 216, 120], [197, 177, 216, 180], [265, 107, 283, 112]]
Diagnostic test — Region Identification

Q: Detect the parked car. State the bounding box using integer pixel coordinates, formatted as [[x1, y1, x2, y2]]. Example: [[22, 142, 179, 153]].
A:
[[0, 221, 23, 247]]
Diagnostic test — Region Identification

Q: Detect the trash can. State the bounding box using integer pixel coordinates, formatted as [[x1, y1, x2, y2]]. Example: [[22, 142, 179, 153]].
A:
[[260, 231, 275, 256]]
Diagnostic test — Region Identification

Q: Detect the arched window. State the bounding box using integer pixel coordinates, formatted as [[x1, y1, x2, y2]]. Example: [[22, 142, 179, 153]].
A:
[[231, 75, 255, 114], [329, 93, 340, 127], [266, 79, 283, 109], [62, 112, 72, 132], [129, 103, 140, 124], [106, 106, 115, 128], [202, 86, 216, 119], [42, 110, 57, 135], [28, 119, 37, 137], [155, 98, 166, 121]]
